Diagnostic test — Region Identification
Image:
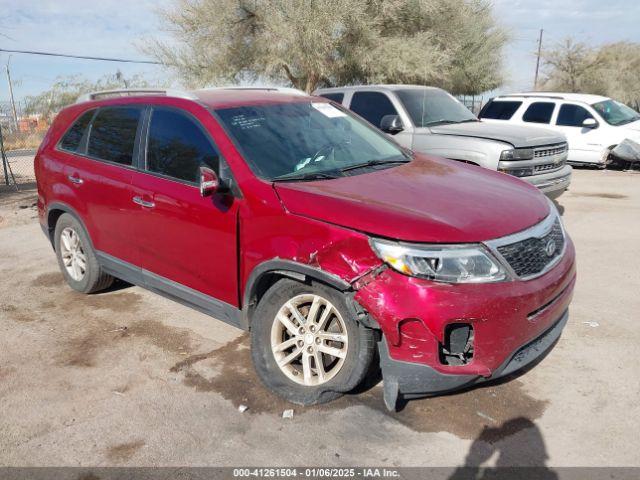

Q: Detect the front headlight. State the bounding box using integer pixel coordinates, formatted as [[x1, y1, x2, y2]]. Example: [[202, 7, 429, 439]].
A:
[[370, 239, 507, 283], [500, 148, 534, 161]]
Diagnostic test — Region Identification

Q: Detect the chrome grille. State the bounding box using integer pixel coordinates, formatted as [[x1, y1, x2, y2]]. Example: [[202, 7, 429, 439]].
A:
[[534, 159, 566, 173], [496, 219, 565, 278], [534, 144, 567, 158]]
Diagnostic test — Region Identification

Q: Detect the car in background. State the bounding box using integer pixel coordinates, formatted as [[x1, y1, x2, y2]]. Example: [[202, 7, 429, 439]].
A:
[[314, 85, 571, 199], [35, 87, 575, 411], [479, 92, 640, 168]]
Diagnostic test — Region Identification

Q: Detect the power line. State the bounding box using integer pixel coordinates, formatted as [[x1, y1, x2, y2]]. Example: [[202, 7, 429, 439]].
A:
[[0, 48, 162, 65]]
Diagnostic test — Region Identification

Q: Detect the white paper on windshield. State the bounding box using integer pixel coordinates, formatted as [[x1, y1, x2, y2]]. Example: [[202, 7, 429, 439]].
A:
[[312, 102, 346, 118]]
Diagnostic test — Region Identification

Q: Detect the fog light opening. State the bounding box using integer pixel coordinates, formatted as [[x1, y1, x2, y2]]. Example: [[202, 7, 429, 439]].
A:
[[439, 323, 474, 366]]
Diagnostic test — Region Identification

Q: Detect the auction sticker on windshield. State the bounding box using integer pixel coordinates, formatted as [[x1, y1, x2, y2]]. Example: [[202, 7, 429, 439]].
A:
[[312, 102, 346, 118]]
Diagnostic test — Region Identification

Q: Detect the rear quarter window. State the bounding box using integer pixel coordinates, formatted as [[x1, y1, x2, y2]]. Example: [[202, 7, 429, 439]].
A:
[[58, 110, 95, 152], [479, 101, 522, 120]]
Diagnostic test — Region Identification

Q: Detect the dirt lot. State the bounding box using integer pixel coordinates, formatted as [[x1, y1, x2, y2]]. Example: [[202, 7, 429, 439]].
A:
[[0, 168, 638, 467]]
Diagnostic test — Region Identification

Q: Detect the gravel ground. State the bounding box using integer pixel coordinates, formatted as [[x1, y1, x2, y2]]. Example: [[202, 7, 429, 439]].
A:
[[0, 168, 638, 468]]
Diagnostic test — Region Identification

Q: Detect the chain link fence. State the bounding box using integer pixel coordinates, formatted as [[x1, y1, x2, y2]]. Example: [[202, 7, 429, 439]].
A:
[[1, 101, 45, 189], [457, 95, 485, 115]]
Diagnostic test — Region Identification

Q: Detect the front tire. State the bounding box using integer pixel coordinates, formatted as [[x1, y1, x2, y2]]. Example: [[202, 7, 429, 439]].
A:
[[251, 279, 375, 406], [54, 213, 114, 294]]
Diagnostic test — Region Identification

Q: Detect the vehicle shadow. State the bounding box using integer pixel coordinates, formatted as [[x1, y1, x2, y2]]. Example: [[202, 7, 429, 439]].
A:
[[448, 417, 558, 479], [99, 278, 134, 294], [552, 198, 565, 216]]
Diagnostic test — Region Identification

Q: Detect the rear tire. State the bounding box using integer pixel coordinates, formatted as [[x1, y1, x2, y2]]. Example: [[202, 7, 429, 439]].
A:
[[54, 213, 113, 294], [250, 279, 375, 406]]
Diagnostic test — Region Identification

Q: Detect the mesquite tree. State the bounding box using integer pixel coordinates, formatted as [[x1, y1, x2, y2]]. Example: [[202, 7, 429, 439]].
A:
[[145, 0, 507, 94]]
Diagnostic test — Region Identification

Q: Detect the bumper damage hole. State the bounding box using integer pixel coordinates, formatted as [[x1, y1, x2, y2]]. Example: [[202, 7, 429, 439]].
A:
[[439, 323, 474, 366]]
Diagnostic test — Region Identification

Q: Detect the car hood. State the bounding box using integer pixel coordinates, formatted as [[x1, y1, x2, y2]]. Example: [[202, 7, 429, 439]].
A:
[[622, 119, 640, 133], [427, 121, 565, 148], [273, 155, 550, 243]]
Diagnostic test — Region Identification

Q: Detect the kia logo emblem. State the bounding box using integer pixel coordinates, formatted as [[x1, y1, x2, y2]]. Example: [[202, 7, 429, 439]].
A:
[[545, 239, 557, 257]]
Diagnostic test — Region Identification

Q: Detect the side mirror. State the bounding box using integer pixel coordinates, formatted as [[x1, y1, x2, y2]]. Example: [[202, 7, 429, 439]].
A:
[[199, 166, 219, 197], [582, 118, 598, 129], [380, 114, 404, 134]]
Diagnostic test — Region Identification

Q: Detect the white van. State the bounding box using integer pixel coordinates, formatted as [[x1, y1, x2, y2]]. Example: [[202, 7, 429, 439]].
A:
[[479, 93, 640, 167]]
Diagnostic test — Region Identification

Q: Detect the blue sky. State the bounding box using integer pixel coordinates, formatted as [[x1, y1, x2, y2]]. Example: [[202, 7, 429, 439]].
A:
[[1, 0, 639, 104]]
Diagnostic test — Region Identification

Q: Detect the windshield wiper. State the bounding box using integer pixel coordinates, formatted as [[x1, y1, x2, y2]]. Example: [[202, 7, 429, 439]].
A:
[[272, 171, 341, 182], [340, 157, 410, 173], [424, 119, 460, 126], [425, 118, 477, 126]]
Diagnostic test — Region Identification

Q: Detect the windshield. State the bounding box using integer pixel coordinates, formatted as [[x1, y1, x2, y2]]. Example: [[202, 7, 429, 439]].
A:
[[396, 88, 477, 127], [215, 101, 407, 180], [592, 100, 640, 126]]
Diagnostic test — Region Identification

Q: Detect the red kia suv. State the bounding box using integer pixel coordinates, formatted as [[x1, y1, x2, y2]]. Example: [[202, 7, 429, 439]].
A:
[[35, 88, 576, 410]]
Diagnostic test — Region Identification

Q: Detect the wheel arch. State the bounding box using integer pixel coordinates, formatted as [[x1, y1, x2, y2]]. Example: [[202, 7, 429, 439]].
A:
[[45, 202, 93, 250], [241, 259, 352, 330]]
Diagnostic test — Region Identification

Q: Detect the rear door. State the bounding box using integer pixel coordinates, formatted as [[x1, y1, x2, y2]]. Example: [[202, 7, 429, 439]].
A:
[[130, 106, 240, 320], [520, 101, 556, 126], [61, 105, 144, 277]]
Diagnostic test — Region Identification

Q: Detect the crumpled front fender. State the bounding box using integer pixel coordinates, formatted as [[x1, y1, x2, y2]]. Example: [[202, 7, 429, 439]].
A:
[[612, 138, 640, 162]]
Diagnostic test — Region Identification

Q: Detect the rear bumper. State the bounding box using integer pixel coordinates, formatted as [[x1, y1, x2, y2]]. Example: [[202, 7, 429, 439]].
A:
[[378, 309, 569, 410]]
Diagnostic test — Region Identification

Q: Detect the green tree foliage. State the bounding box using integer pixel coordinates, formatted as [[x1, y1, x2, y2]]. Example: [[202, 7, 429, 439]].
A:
[[541, 39, 640, 106], [145, 0, 507, 94], [24, 71, 151, 121]]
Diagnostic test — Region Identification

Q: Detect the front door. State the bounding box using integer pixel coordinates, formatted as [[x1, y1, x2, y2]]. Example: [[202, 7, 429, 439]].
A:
[[554, 102, 605, 163], [130, 106, 240, 319]]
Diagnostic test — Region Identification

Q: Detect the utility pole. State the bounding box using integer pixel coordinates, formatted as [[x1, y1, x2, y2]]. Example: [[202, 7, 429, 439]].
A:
[[534, 28, 544, 90], [5, 56, 19, 131]]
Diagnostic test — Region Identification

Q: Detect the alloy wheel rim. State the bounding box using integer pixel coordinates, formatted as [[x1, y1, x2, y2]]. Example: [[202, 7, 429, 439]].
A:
[[270, 294, 348, 386], [60, 227, 87, 281]]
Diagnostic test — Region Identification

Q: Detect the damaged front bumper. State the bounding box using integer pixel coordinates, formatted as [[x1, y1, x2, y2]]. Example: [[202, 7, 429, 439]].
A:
[[353, 237, 576, 411], [611, 138, 640, 166], [378, 310, 569, 410]]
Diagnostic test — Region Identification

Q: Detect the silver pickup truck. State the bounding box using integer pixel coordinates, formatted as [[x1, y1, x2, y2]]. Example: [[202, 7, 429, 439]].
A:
[[314, 85, 572, 198]]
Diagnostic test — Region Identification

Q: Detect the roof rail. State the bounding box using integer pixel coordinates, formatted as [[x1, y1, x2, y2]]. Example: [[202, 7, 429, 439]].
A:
[[197, 86, 308, 96], [75, 88, 197, 103], [499, 93, 565, 100]]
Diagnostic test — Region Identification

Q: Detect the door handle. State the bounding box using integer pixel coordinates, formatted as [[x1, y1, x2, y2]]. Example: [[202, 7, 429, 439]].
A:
[[132, 196, 155, 208], [67, 175, 83, 185]]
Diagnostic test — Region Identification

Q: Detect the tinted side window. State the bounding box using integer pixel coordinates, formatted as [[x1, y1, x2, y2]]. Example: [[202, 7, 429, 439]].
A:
[[479, 101, 522, 120], [556, 104, 594, 127], [349, 92, 398, 128], [146, 108, 219, 183], [319, 92, 344, 104], [59, 110, 94, 152], [88, 107, 142, 165], [522, 102, 555, 124]]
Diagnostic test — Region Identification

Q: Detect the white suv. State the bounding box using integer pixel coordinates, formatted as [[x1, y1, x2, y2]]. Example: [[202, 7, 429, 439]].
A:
[[479, 92, 640, 168]]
